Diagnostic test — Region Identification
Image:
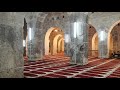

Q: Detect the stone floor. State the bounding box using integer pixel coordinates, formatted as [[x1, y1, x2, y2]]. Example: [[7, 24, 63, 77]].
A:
[[24, 54, 120, 78]]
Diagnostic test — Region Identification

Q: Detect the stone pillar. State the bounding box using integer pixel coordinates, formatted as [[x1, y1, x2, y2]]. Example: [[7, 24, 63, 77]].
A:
[[69, 12, 89, 65], [64, 21, 71, 57], [27, 23, 34, 60], [98, 27, 108, 58], [0, 12, 24, 78], [27, 15, 37, 61]]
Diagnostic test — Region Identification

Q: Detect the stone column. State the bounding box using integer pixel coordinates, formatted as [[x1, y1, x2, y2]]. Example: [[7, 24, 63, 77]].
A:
[[69, 12, 89, 65], [27, 14, 37, 61], [0, 12, 24, 78], [98, 27, 108, 58], [27, 23, 34, 60], [64, 24, 71, 56]]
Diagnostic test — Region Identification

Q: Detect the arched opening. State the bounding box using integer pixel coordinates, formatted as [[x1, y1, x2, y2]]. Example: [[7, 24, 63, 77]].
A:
[[45, 27, 55, 55], [88, 24, 98, 58], [58, 38, 64, 53], [45, 27, 64, 56], [92, 33, 98, 57], [53, 34, 63, 55], [108, 21, 120, 58]]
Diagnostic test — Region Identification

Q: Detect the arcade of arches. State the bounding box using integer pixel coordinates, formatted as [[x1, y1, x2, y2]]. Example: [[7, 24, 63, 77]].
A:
[[45, 27, 64, 55], [1, 12, 120, 78]]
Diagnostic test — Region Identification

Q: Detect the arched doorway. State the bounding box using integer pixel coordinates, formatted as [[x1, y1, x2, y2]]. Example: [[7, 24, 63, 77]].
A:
[[108, 21, 120, 58], [45, 27, 64, 56], [88, 25, 98, 58]]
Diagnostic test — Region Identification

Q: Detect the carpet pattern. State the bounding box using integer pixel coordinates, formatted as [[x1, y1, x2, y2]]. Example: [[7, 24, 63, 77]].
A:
[[24, 55, 120, 78]]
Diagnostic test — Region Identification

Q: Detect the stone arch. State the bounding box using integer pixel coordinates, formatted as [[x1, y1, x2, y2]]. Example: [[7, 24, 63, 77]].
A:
[[108, 20, 120, 57], [28, 12, 70, 59], [44, 27, 56, 55], [42, 13, 69, 56], [88, 24, 98, 57], [44, 26, 65, 55]]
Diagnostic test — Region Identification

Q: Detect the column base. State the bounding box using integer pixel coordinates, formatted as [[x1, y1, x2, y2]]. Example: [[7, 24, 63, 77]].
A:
[[70, 60, 88, 65], [76, 62, 88, 65]]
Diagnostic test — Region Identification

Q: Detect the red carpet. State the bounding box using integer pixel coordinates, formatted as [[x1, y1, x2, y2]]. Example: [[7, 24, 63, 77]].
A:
[[24, 54, 120, 78]]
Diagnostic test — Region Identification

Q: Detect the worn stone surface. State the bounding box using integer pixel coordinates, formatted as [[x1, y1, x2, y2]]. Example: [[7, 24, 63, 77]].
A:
[[0, 68, 23, 78], [69, 12, 88, 65], [0, 12, 30, 78]]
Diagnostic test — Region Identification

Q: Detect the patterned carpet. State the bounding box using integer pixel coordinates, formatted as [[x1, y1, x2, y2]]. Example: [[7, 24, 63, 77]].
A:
[[24, 54, 120, 78]]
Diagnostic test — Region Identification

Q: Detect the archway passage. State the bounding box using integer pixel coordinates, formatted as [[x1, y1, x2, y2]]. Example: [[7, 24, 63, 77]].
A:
[[108, 22, 120, 58], [58, 38, 64, 54], [45, 27, 64, 56], [88, 25, 98, 58]]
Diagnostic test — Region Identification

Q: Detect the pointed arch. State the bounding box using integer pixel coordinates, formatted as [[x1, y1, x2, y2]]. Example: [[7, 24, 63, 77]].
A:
[[45, 27, 56, 55], [45, 27, 64, 55]]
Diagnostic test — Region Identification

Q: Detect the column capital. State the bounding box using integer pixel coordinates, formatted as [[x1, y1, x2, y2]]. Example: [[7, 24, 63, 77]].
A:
[[97, 26, 109, 33], [69, 12, 88, 23]]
